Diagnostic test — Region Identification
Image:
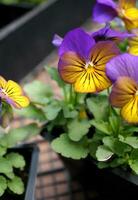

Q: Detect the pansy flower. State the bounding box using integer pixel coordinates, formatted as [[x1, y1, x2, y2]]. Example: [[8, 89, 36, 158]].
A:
[[91, 25, 134, 43], [0, 76, 30, 109], [106, 53, 138, 123], [93, 0, 138, 30], [58, 28, 120, 93]]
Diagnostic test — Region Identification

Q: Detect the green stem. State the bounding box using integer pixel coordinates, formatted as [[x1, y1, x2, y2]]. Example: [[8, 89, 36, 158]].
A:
[[63, 87, 68, 103], [107, 88, 112, 116]]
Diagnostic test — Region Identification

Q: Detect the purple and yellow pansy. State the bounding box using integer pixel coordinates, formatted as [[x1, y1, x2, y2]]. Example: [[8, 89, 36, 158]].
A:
[[93, 0, 138, 30], [106, 53, 138, 123], [0, 76, 30, 109], [58, 28, 120, 93]]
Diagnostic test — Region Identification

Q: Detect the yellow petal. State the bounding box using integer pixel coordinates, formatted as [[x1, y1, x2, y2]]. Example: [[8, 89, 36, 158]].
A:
[[89, 41, 120, 71], [121, 96, 138, 123], [5, 80, 23, 96], [74, 68, 111, 93], [110, 77, 137, 107], [10, 96, 30, 109], [119, 0, 136, 10], [123, 8, 138, 30], [128, 36, 138, 55], [59, 52, 85, 84]]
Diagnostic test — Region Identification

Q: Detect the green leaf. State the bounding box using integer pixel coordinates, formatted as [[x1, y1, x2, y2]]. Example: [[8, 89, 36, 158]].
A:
[[96, 145, 113, 161], [89, 141, 100, 158], [97, 162, 109, 169], [119, 136, 138, 148], [103, 136, 131, 156], [24, 80, 53, 104], [0, 123, 40, 147], [45, 66, 65, 87], [123, 126, 138, 134], [0, 146, 6, 156], [129, 159, 138, 174], [86, 95, 109, 120], [6, 153, 25, 169], [103, 136, 115, 151], [8, 176, 24, 195], [130, 149, 138, 160], [0, 157, 13, 174], [90, 120, 111, 135], [44, 101, 61, 120], [109, 115, 120, 134], [63, 106, 78, 119], [6, 172, 15, 179], [15, 103, 46, 122], [110, 158, 126, 168], [0, 176, 7, 196], [51, 134, 89, 159], [68, 119, 90, 141]]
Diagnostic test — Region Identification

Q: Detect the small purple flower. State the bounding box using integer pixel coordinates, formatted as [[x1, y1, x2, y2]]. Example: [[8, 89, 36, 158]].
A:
[[93, 0, 117, 23], [93, 0, 138, 30], [91, 25, 134, 42]]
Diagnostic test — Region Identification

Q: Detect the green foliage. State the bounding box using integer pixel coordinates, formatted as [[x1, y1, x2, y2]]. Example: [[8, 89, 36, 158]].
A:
[[0, 151, 25, 196], [86, 95, 109, 120], [24, 80, 53, 105], [6, 153, 25, 169], [52, 134, 89, 159], [43, 101, 62, 120], [7, 176, 24, 195], [0, 157, 13, 174], [45, 66, 65, 88], [0, 123, 41, 148], [119, 135, 138, 148], [15, 103, 46, 122], [96, 145, 114, 161], [0, 176, 7, 196], [90, 120, 111, 135], [68, 119, 91, 141]]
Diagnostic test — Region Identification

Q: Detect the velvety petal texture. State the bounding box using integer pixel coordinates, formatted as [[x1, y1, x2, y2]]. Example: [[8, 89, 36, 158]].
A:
[[93, 1, 117, 23], [106, 53, 138, 83], [59, 28, 95, 60], [0, 76, 30, 109], [59, 40, 120, 93]]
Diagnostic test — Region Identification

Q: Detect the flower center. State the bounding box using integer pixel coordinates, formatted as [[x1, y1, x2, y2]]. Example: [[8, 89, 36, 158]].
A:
[[136, 90, 138, 96], [85, 61, 95, 73], [0, 88, 8, 96]]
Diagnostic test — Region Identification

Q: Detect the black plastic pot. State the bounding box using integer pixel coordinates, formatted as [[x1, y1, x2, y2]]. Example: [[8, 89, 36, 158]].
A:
[[1, 144, 39, 200], [61, 157, 138, 200], [0, 0, 95, 81]]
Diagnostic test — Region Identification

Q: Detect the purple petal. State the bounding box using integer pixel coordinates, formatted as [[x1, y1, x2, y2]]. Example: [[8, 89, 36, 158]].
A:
[[106, 53, 138, 83], [97, 0, 116, 8], [92, 25, 134, 42], [52, 34, 63, 48], [59, 28, 95, 60], [93, 2, 117, 23]]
